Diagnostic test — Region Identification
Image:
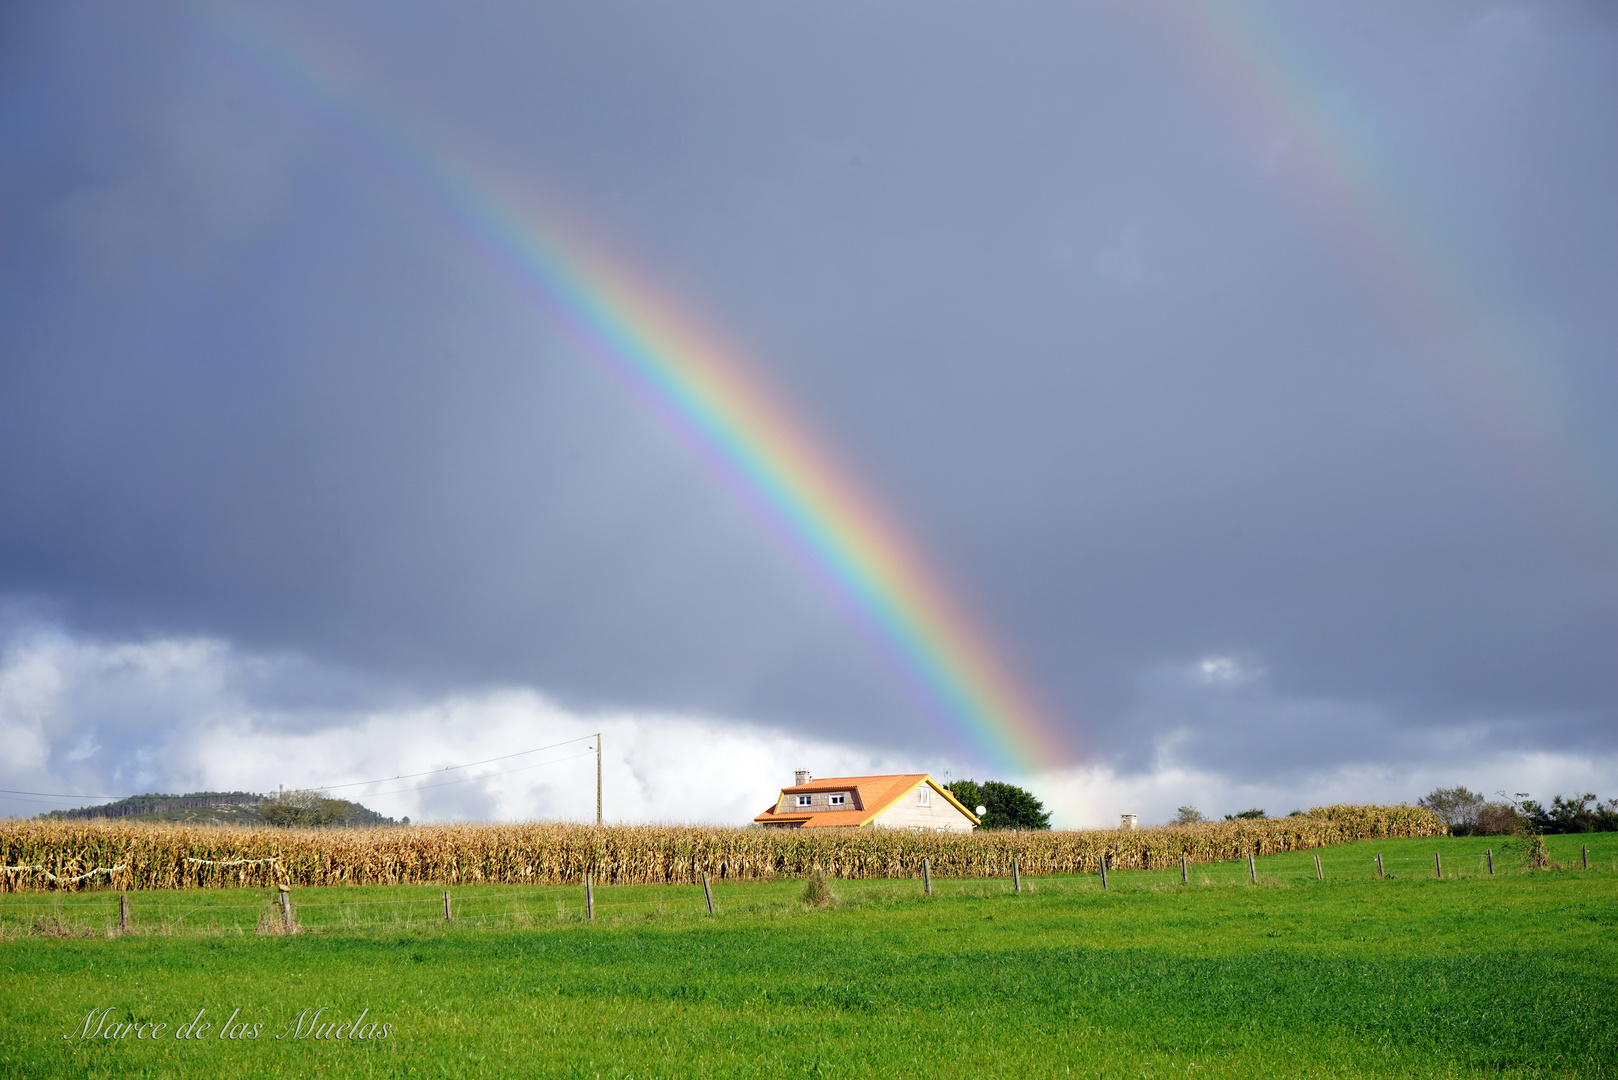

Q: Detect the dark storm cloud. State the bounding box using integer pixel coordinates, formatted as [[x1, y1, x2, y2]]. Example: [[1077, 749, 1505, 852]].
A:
[[1, 0, 1615, 780]]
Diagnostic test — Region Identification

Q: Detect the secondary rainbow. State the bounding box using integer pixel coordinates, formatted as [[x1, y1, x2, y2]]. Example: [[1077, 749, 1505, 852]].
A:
[[193, 3, 1067, 774], [1152, 1, 1615, 548]]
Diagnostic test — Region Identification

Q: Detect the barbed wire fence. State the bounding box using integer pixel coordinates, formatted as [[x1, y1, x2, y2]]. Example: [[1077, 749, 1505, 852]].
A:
[[2, 840, 1606, 939]]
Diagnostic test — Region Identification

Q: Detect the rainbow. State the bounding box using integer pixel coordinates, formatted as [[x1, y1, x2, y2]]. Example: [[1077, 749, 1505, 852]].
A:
[[191, 3, 1067, 774]]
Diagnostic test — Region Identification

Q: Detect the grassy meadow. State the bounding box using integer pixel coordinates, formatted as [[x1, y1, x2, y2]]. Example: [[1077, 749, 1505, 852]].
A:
[[3, 833, 1615, 1078]]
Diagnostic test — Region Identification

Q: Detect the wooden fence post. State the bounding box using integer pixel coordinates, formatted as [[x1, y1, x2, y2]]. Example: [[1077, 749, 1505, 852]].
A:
[[585, 873, 594, 921], [1376, 854, 1384, 879], [922, 859, 933, 896], [1486, 848, 1494, 875], [1012, 857, 1021, 893], [1247, 852, 1256, 884], [701, 872, 714, 915], [1099, 853, 1108, 890], [1434, 852, 1442, 879], [1582, 844, 1588, 870], [1181, 854, 1188, 885], [443, 890, 452, 921], [1314, 853, 1323, 881], [278, 887, 293, 933], [119, 893, 129, 934]]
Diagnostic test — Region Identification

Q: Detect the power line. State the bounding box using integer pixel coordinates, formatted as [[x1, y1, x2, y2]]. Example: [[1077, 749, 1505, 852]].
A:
[[0, 793, 115, 812], [314, 734, 596, 791], [353, 749, 597, 798], [0, 788, 124, 801]]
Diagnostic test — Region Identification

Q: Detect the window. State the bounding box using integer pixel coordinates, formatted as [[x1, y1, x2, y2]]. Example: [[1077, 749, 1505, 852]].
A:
[[796, 794, 812, 807], [917, 786, 931, 807], [829, 794, 846, 806]]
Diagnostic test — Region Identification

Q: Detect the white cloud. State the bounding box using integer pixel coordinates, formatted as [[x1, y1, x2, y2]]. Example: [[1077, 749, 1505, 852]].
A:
[[1197, 656, 1245, 683], [3, 624, 1614, 830], [0, 625, 910, 825], [171, 689, 918, 826]]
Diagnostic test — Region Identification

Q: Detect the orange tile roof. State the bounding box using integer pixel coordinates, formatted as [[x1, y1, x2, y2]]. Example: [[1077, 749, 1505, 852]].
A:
[[752, 774, 980, 828]]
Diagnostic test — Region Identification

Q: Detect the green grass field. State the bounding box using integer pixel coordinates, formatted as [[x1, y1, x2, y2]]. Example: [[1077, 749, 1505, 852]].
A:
[[4, 834, 1615, 1079]]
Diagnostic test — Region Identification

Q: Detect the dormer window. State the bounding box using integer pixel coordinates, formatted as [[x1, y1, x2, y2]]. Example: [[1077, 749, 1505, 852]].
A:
[[917, 786, 931, 807], [829, 794, 846, 806], [796, 794, 812, 807]]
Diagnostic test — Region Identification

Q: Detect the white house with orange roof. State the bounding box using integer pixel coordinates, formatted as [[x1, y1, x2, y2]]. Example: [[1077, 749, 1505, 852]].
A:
[[753, 770, 980, 832]]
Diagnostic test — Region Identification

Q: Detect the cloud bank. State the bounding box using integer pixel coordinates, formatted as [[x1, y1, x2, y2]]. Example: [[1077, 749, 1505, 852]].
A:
[[4, 621, 1609, 828]]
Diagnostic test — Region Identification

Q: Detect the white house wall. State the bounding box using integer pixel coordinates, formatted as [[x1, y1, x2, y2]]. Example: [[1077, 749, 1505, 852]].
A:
[[871, 785, 977, 833]]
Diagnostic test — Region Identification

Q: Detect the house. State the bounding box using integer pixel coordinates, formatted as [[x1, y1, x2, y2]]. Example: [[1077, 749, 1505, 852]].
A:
[[753, 770, 980, 832]]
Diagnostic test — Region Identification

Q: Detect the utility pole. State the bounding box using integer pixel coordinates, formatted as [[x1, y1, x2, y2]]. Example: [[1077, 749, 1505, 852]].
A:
[[595, 732, 602, 827]]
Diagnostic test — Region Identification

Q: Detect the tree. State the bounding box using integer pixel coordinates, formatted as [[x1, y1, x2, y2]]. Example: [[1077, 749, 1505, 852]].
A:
[[946, 780, 981, 817], [260, 789, 349, 828], [947, 779, 1051, 830], [1172, 806, 1205, 825], [1419, 786, 1487, 834], [1224, 808, 1266, 820]]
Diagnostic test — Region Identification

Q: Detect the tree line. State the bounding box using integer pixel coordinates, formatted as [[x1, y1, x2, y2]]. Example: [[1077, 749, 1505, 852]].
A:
[[1419, 787, 1618, 835], [38, 789, 400, 828]]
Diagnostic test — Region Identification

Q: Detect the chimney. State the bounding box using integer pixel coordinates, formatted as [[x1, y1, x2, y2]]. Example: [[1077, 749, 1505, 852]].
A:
[[793, 768, 812, 787]]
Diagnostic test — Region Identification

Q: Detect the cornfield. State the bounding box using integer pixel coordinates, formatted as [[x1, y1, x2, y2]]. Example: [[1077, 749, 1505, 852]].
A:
[[0, 804, 1443, 892]]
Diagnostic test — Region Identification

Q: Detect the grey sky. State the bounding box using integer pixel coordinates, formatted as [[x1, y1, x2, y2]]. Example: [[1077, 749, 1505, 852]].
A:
[[2, 1, 1615, 819]]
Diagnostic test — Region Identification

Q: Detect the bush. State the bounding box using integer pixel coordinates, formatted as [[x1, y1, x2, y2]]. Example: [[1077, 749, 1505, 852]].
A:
[[801, 868, 836, 907], [1471, 802, 1523, 836], [1499, 834, 1551, 870], [1225, 809, 1266, 820]]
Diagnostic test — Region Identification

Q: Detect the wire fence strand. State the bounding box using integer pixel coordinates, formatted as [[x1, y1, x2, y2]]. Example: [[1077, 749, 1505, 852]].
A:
[[4, 838, 1596, 939]]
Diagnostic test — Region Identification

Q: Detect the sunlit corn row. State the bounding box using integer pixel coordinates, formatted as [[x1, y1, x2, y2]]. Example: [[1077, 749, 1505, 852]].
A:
[[0, 804, 1443, 892]]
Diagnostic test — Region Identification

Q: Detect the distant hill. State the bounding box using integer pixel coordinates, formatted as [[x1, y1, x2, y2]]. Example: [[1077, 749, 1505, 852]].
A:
[[37, 790, 397, 827]]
